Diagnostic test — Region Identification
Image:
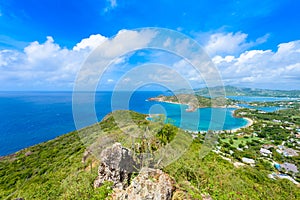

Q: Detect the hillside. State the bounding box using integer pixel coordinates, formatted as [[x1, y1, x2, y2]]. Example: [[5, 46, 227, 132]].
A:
[[148, 94, 237, 111], [194, 86, 300, 97], [0, 110, 299, 199]]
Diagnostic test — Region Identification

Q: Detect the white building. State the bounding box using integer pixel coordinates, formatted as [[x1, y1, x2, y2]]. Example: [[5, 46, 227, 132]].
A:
[[242, 157, 255, 165], [260, 148, 272, 157]]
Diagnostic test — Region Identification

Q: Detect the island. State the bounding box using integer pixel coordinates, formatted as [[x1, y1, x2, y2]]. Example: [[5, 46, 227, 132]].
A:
[[148, 93, 239, 112]]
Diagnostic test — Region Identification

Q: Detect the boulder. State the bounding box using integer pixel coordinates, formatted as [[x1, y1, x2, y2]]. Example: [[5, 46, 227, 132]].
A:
[[112, 167, 174, 200], [94, 143, 139, 190]]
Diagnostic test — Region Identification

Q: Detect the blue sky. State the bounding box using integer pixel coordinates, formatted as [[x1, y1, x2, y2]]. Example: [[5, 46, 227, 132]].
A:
[[0, 0, 300, 90]]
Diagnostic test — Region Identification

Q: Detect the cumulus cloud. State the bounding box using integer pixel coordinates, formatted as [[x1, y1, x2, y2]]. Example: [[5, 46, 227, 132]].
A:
[[73, 34, 107, 51], [0, 29, 160, 90], [1, 29, 300, 90], [0, 34, 109, 90], [204, 32, 269, 57], [0, 37, 88, 89], [213, 40, 300, 89], [75, 29, 157, 91]]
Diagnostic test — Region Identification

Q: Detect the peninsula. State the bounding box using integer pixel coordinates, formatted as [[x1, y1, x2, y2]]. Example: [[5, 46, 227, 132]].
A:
[[148, 93, 239, 112]]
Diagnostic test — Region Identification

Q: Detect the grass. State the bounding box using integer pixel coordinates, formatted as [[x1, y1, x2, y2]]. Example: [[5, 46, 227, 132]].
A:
[[165, 141, 300, 200], [221, 135, 262, 148], [0, 110, 299, 199]]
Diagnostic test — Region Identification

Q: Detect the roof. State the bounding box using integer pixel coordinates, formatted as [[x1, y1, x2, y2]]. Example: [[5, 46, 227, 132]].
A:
[[260, 148, 272, 155], [242, 157, 255, 164], [283, 148, 299, 157], [281, 162, 299, 173]]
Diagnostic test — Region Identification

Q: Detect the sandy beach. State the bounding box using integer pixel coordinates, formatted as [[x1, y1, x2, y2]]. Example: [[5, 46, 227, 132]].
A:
[[229, 117, 253, 133]]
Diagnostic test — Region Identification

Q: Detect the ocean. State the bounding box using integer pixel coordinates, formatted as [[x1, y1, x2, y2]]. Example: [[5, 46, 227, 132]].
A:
[[0, 91, 282, 156]]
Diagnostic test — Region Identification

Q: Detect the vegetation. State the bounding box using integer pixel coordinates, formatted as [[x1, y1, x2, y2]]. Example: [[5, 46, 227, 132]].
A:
[[1, 108, 299, 199], [193, 85, 300, 97], [149, 93, 237, 110], [165, 141, 300, 200]]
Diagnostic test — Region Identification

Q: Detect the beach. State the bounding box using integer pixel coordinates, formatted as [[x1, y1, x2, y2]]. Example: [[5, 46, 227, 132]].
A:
[[229, 117, 253, 133]]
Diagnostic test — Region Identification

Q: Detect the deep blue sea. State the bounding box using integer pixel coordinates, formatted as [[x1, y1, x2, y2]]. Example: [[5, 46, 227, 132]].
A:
[[0, 92, 286, 156]]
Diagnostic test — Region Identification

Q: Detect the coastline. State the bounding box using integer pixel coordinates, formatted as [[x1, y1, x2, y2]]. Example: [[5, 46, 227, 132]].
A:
[[146, 99, 253, 133], [148, 98, 241, 109], [229, 117, 253, 133]]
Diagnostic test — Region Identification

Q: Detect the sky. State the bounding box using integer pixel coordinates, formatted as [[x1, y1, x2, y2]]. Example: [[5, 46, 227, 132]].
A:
[[0, 0, 300, 90]]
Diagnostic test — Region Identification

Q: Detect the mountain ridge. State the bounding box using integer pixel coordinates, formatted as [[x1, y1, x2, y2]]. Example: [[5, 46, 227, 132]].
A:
[[174, 85, 300, 97]]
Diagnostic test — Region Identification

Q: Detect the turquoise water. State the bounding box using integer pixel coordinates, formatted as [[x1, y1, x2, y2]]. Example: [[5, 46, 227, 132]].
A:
[[0, 92, 248, 156], [147, 102, 247, 132], [227, 96, 298, 102], [237, 103, 283, 112]]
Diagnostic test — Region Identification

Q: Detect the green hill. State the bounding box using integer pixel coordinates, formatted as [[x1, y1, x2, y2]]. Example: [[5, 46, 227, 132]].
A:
[[0, 110, 299, 199], [194, 86, 300, 97]]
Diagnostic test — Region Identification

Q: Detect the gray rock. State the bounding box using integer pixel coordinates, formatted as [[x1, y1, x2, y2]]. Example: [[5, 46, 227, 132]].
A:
[[112, 167, 174, 200], [94, 143, 139, 190]]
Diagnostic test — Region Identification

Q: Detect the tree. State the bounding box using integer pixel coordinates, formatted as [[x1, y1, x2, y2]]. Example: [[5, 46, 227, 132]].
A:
[[157, 124, 178, 144]]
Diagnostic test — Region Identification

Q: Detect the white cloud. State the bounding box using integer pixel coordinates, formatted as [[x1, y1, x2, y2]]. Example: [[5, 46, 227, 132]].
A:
[[213, 40, 300, 89], [1, 29, 300, 90], [104, 0, 118, 13], [0, 35, 106, 90], [0, 29, 159, 90], [73, 34, 107, 51], [75, 29, 157, 91], [107, 79, 114, 83], [203, 32, 269, 57]]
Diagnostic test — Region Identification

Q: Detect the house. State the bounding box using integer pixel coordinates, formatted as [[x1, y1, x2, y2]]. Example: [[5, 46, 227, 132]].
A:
[[242, 157, 255, 165], [280, 162, 299, 173], [258, 111, 266, 114], [262, 144, 275, 149], [276, 149, 282, 154], [260, 148, 272, 157], [273, 119, 281, 123], [283, 148, 299, 157]]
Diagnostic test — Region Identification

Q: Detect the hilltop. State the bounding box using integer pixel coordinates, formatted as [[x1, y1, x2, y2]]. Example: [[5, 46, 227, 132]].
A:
[[175, 86, 300, 98]]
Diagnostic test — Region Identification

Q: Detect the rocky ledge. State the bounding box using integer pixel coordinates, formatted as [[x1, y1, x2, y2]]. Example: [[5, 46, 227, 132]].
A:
[[112, 167, 174, 200], [93, 143, 175, 200], [93, 143, 139, 190]]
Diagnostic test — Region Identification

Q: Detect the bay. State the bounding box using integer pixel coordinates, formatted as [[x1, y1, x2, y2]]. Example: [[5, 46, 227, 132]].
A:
[[0, 91, 247, 156]]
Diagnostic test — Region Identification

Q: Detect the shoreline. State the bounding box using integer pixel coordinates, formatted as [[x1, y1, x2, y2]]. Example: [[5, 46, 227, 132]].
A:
[[146, 99, 253, 134], [229, 117, 253, 133], [149, 99, 241, 109], [145, 113, 254, 134]]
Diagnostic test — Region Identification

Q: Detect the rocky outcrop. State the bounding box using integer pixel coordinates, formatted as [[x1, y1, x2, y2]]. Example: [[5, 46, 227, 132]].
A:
[[94, 143, 175, 199], [94, 143, 139, 190], [111, 167, 174, 200]]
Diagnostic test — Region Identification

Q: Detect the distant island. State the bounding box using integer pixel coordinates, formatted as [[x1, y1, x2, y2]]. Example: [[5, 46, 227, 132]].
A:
[[174, 85, 300, 98], [148, 94, 239, 112]]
